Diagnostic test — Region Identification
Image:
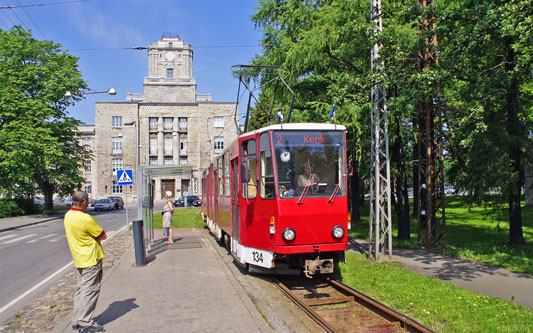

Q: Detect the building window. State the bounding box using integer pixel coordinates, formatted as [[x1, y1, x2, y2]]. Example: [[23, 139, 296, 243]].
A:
[[164, 157, 173, 165], [112, 137, 123, 154], [112, 116, 122, 128], [214, 116, 224, 128], [84, 138, 92, 151], [179, 117, 187, 129], [149, 157, 158, 165], [150, 137, 157, 155], [167, 68, 173, 78], [112, 158, 123, 172], [164, 137, 173, 155], [163, 117, 173, 129], [214, 137, 224, 153], [149, 117, 158, 130], [193, 178, 198, 194], [179, 157, 187, 165], [84, 181, 92, 194], [84, 160, 91, 173], [180, 138, 187, 155], [112, 180, 123, 194]]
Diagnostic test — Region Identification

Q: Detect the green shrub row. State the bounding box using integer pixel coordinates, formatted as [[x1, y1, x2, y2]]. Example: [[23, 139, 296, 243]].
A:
[[0, 199, 41, 218]]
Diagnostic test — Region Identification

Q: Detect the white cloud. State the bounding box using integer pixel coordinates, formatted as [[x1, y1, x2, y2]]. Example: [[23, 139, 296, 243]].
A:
[[65, 3, 147, 48]]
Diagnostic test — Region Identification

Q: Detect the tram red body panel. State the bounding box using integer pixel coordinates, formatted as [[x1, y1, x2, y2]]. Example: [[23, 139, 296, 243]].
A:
[[240, 198, 347, 252], [202, 123, 349, 274]]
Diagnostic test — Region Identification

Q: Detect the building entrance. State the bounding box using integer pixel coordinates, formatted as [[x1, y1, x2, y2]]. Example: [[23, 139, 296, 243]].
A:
[[181, 179, 190, 194], [161, 179, 175, 199]]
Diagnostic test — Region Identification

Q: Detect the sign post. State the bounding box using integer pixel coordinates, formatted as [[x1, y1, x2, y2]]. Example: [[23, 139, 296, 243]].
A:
[[117, 169, 134, 228]]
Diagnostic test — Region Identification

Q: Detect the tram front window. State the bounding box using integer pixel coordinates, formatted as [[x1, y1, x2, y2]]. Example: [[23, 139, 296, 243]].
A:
[[273, 131, 346, 198]]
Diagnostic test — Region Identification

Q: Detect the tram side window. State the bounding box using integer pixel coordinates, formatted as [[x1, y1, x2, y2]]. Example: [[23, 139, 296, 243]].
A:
[[224, 152, 230, 198], [259, 132, 275, 199], [241, 139, 257, 199], [218, 157, 224, 198]]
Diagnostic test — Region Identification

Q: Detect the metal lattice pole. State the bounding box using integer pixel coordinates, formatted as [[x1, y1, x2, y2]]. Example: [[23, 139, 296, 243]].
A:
[[369, 0, 392, 260]]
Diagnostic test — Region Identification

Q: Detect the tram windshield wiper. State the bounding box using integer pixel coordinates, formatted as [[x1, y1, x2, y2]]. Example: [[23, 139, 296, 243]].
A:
[[297, 183, 313, 205], [328, 174, 346, 203]]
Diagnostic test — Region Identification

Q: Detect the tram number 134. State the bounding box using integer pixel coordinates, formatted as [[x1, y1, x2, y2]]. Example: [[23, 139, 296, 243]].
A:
[[252, 251, 264, 263]]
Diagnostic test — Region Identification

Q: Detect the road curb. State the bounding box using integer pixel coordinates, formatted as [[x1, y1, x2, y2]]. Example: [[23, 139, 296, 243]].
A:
[[0, 215, 64, 233]]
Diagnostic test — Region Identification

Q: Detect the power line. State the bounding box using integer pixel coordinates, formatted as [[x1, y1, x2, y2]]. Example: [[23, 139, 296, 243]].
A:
[[194, 45, 260, 48], [15, 0, 47, 39], [2, 45, 261, 52], [0, 0, 92, 10], [5, 6, 28, 29], [0, 8, 13, 26], [1, 1, 17, 26]]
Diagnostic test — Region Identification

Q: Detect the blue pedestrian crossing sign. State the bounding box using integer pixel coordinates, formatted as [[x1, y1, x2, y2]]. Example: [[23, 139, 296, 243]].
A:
[[117, 169, 134, 185]]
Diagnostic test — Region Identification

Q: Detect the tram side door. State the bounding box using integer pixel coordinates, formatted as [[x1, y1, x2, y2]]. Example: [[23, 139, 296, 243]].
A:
[[214, 168, 219, 227], [230, 157, 240, 254]]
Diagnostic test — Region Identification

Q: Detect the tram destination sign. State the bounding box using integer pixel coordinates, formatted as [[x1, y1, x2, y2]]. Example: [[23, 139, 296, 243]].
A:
[[275, 133, 325, 146]]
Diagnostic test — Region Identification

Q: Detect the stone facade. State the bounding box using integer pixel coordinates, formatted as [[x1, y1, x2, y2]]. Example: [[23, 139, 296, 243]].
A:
[[77, 125, 97, 199], [86, 35, 238, 202]]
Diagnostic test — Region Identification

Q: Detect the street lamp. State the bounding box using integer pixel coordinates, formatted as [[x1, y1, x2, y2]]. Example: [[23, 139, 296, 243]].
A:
[[124, 121, 139, 170], [65, 88, 116, 98]]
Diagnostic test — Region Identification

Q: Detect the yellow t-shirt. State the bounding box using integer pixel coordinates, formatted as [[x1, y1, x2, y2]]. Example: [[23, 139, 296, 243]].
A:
[[64, 209, 105, 268]]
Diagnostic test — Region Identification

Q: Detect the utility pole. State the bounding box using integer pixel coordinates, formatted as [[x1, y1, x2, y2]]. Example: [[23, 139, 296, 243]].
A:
[[416, 0, 446, 248], [369, 0, 392, 260]]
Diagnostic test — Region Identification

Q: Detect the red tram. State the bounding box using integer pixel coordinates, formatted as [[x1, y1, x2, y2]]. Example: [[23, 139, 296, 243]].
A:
[[201, 123, 350, 276]]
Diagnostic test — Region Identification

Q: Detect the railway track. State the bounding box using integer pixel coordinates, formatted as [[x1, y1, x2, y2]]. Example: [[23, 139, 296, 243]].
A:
[[271, 275, 434, 333]]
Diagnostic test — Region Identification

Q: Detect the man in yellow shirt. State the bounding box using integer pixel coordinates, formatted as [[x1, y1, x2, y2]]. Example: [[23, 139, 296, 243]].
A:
[[64, 191, 107, 332]]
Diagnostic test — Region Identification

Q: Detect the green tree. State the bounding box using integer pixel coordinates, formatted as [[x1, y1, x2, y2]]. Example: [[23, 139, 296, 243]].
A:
[[438, 0, 532, 244], [0, 26, 89, 211], [252, 0, 374, 221]]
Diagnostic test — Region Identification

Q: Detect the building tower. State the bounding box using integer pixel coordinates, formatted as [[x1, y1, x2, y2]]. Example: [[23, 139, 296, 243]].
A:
[[92, 34, 237, 203]]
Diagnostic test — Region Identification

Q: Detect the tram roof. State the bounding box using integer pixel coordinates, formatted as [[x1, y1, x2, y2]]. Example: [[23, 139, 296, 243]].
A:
[[239, 123, 346, 138]]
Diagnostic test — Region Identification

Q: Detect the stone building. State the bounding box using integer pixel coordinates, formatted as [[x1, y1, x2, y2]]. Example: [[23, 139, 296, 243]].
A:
[[77, 124, 97, 197], [88, 35, 238, 202]]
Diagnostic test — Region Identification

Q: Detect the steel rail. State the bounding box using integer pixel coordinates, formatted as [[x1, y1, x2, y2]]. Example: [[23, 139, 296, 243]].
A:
[[270, 276, 335, 333], [324, 277, 434, 333], [272, 274, 435, 333]]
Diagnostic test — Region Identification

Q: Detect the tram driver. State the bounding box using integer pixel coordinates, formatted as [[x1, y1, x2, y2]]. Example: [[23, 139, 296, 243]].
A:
[[297, 163, 320, 187]]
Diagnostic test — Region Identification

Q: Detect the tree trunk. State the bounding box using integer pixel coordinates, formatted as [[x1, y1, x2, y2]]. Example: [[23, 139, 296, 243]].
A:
[[505, 40, 525, 245], [392, 115, 411, 240], [42, 181, 54, 212], [412, 124, 419, 217]]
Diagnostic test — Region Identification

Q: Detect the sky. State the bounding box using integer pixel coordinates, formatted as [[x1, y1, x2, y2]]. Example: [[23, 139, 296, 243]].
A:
[[0, 0, 264, 125]]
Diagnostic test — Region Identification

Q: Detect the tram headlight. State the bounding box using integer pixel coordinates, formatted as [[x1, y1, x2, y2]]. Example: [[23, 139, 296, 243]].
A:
[[282, 228, 296, 241], [332, 225, 345, 239]]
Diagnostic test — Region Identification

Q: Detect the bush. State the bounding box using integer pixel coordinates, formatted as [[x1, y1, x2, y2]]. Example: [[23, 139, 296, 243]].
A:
[[0, 199, 25, 218], [15, 198, 41, 215]]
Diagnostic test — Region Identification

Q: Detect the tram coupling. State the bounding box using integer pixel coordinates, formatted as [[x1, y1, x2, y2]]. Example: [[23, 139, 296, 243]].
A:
[[304, 257, 334, 278]]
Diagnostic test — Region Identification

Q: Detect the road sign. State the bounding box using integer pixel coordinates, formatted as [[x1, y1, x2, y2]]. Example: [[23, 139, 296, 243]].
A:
[[117, 169, 134, 185]]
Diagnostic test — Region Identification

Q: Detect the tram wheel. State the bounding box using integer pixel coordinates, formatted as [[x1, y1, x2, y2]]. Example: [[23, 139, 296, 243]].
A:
[[224, 234, 231, 252]]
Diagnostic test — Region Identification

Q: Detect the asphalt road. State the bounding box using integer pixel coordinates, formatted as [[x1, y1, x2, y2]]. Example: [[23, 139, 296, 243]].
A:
[[0, 206, 135, 324]]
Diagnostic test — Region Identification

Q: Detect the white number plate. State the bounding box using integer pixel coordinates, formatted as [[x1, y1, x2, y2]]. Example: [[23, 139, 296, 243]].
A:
[[243, 247, 274, 269]]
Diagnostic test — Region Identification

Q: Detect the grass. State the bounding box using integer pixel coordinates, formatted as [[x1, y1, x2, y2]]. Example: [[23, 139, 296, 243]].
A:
[[41, 205, 69, 215], [335, 252, 533, 332], [151, 207, 205, 229], [150, 201, 533, 331], [350, 196, 533, 274]]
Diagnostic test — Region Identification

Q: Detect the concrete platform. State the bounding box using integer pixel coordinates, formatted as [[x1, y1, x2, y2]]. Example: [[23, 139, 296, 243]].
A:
[[54, 229, 271, 333]]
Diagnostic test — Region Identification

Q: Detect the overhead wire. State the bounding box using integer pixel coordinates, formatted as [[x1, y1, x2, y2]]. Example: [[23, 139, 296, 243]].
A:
[[0, 1, 15, 26], [15, 0, 47, 39], [3, 0, 29, 30], [0, 0, 92, 9], [0, 14, 8, 28]]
